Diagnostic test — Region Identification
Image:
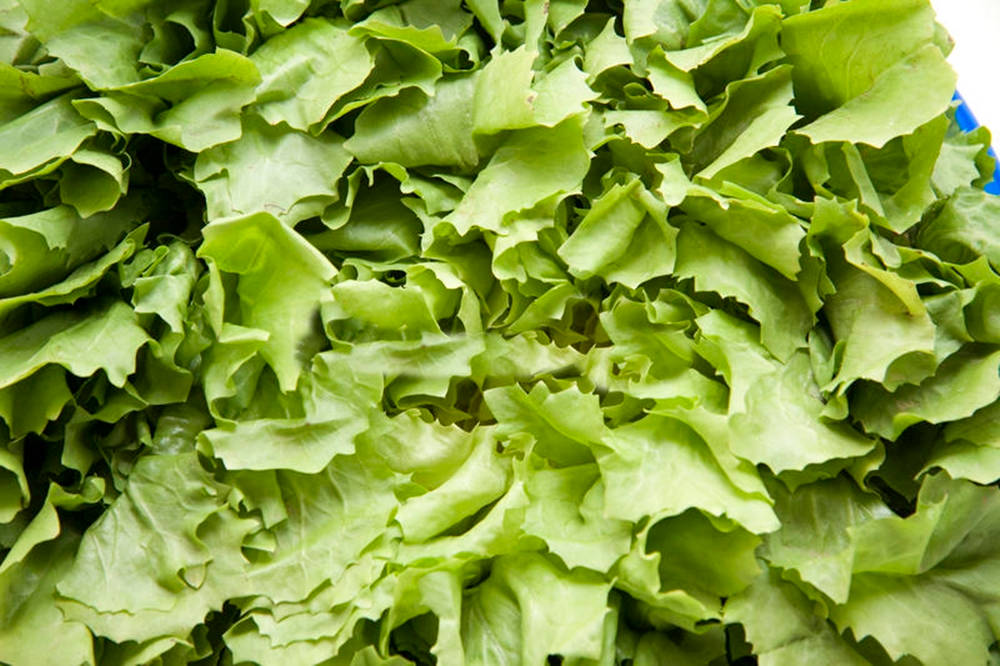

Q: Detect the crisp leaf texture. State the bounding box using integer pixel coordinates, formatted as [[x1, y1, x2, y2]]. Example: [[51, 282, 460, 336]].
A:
[[1, 2, 1000, 665]]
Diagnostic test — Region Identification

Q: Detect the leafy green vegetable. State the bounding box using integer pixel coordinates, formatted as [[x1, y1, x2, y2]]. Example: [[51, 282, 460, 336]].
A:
[[2, 0, 1000, 664]]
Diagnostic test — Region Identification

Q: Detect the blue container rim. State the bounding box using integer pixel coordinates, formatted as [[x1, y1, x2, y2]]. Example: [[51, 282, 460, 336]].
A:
[[952, 92, 1000, 195]]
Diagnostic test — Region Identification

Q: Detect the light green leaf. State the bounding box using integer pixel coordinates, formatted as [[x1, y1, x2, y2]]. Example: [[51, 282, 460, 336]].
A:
[[445, 117, 590, 235], [760, 476, 889, 603], [0, 223, 143, 324], [833, 573, 994, 666], [484, 382, 604, 467], [0, 439, 28, 523], [917, 186, 1000, 269], [201, 352, 384, 473], [345, 76, 480, 170], [0, 365, 71, 438], [729, 352, 876, 474], [461, 553, 612, 666], [0, 93, 94, 185], [796, 45, 955, 148], [852, 348, 1000, 441], [680, 187, 805, 280], [252, 18, 374, 131], [599, 414, 779, 533], [252, 0, 310, 27], [646, 509, 762, 600], [0, 536, 95, 666], [195, 116, 353, 225], [0, 201, 142, 299], [350, 0, 473, 55], [74, 82, 259, 152], [726, 570, 869, 666], [199, 213, 337, 391], [522, 461, 632, 572], [661, 5, 782, 72], [0, 63, 80, 124], [395, 427, 509, 543], [646, 50, 707, 113], [0, 299, 149, 389], [820, 475, 1000, 666], [473, 48, 595, 133], [57, 453, 228, 614], [18, 0, 150, 89], [558, 179, 677, 288], [59, 146, 129, 217], [781, 0, 938, 116], [245, 454, 399, 604], [823, 261, 937, 393], [675, 222, 812, 361], [584, 18, 632, 78], [131, 240, 199, 333]]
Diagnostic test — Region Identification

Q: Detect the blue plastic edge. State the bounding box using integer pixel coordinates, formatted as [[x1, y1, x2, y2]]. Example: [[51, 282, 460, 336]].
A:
[[952, 92, 1000, 195]]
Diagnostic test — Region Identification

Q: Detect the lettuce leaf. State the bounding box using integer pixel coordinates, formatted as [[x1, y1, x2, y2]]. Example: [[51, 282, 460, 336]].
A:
[[2, 1, 1000, 664]]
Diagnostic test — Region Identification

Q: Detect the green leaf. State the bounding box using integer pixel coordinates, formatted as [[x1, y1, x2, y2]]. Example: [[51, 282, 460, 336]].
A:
[[74, 84, 258, 152], [59, 508, 258, 643], [0, 201, 143, 299], [244, 454, 400, 604], [0, 93, 94, 185], [59, 146, 129, 217], [852, 347, 1000, 440], [322, 38, 443, 126], [201, 351, 384, 473], [0, 365, 71, 437], [0, 299, 149, 389], [56, 453, 229, 614], [823, 261, 937, 393], [347, 78, 480, 169], [558, 179, 678, 288], [0, 63, 80, 124], [781, 0, 938, 117], [646, 509, 762, 600], [675, 222, 812, 361], [18, 0, 150, 89], [251, 18, 374, 131], [199, 213, 337, 391], [522, 460, 632, 572], [484, 382, 604, 467], [130, 240, 199, 333], [395, 427, 509, 543], [834, 573, 994, 666], [251, 0, 310, 27], [726, 569, 869, 666], [0, 223, 143, 325], [584, 18, 632, 78], [72, 49, 261, 151], [445, 117, 590, 235], [827, 476, 1000, 665], [680, 187, 805, 280], [0, 439, 29, 523], [661, 5, 783, 74], [932, 125, 995, 197], [5, 2, 1000, 662], [195, 115, 353, 225], [796, 45, 955, 148], [730, 352, 877, 473], [0, 535, 95, 666], [461, 553, 612, 665], [350, 0, 473, 55], [600, 414, 779, 533], [917, 186, 1000, 269], [760, 475, 889, 603]]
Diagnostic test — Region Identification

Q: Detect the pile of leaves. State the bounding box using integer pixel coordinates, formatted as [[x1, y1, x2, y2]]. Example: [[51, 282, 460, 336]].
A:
[[4, 0, 1000, 663]]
